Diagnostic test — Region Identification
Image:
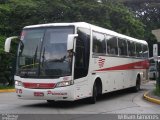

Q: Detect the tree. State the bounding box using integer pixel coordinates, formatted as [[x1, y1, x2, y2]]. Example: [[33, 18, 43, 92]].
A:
[[0, 36, 5, 53], [120, 0, 160, 56], [0, 0, 145, 38]]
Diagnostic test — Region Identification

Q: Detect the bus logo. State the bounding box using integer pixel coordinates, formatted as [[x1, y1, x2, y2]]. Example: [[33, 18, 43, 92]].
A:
[[37, 84, 40, 88], [98, 57, 105, 68]]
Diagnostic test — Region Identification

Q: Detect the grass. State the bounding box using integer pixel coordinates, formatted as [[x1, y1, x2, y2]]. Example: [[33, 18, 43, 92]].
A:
[[0, 85, 15, 90], [154, 84, 160, 97]]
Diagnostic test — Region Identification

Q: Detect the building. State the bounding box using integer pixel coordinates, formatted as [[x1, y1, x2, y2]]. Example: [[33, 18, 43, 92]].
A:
[[152, 29, 160, 42]]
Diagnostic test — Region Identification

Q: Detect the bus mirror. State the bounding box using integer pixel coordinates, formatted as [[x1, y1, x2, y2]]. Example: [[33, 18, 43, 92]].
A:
[[67, 34, 78, 51], [4, 36, 19, 52]]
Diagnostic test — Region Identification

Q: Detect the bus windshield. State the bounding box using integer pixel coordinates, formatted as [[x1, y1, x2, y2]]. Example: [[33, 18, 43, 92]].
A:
[[17, 26, 74, 78]]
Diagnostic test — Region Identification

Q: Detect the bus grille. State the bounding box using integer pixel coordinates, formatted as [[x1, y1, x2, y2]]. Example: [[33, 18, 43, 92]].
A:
[[23, 82, 56, 89]]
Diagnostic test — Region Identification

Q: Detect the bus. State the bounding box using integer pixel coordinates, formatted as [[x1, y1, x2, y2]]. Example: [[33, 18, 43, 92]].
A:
[[4, 22, 149, 104]]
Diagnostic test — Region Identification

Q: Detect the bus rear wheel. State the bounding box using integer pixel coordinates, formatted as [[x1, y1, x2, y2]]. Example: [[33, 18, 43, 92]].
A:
[[132, 76, 140, 92]]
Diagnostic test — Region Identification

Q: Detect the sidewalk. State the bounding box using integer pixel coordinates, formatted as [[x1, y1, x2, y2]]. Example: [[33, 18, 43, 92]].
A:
[[144, 90, 160, 105], [143, 80, 160, 105], [0, 89, 15, 93]]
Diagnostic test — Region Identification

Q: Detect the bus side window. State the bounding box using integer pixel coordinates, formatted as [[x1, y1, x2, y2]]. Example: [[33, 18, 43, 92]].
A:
[[74, 27, 90, 79], [92, 31, 106, 54], [142, 44, 149, 58], [75, 44, 84, 67], [136, 43, 143, 58], [106, 35, 118, 56], [127, 41, 136, 57], [118, 38, 127, 56]]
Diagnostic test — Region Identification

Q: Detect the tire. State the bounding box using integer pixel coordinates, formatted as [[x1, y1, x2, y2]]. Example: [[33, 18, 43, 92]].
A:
[[132, 77, 140, 92], [88, 82, 97, 104]]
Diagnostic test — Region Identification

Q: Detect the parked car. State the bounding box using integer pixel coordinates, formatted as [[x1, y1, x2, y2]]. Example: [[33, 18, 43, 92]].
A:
[[149, 65, 157, 80]]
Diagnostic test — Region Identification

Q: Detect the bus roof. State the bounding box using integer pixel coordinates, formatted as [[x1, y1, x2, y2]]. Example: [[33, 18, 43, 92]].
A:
[[24, 22, 147, 45], [24, 22, 90, 29]]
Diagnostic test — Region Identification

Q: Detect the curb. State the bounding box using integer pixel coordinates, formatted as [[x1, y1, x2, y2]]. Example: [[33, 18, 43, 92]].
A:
[[0, 89, 15, 93], [143, 92, 160, 105]]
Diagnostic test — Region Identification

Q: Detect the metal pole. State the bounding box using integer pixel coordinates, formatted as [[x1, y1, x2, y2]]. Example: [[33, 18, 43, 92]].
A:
[[157, 60, 160, 87]]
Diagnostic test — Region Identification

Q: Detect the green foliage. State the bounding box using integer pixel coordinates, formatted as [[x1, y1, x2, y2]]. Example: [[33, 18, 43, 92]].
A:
[[0, 36, 5, 53], [0, 53, 12, 86], [0, 85, 14, 89], [0, 0, 145, 38], [104, 1, 144, 39], [154, 85, 160, 97], [121, 0, 160, 56]]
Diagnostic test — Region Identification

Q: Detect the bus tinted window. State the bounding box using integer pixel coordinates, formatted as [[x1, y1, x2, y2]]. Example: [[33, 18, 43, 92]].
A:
[[106, 35, 118, 55], [93, 31, 106, 54], [118, 38, 127, 56], [136, 43, 143, 58], [143, 45, 149, 58], [74, 27, 90, 79], [127, 41, 136, 57]]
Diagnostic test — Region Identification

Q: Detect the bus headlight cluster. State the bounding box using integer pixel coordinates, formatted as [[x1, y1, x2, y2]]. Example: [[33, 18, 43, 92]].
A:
[[56, 80, 73, 87], [15, 80, 23, 86]]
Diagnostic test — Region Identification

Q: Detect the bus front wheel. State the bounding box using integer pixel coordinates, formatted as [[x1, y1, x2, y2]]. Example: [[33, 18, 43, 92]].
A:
[[88, 82, 97, 104], [47, 100, 55, 104]]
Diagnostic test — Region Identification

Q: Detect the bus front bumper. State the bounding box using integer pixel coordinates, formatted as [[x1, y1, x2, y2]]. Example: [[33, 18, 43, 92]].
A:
[[15, 85, 75, 101]]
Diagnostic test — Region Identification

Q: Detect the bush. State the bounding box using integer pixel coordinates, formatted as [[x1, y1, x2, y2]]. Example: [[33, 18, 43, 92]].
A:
[[154, 85, 160, 97], [0, 53, 12, 86], [0, 36, 5, 53]]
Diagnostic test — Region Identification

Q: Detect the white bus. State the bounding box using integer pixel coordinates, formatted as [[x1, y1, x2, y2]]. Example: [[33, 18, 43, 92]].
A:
[[5, 22, 149, 104]]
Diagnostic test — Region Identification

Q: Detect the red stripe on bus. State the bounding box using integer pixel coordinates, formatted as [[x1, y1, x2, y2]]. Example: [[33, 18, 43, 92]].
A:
[[95, 60, 149, 72], [23, 82, 56, 89]]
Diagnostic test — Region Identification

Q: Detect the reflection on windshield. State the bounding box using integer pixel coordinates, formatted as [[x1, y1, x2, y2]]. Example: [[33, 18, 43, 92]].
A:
[[17, 26, 74, 78]]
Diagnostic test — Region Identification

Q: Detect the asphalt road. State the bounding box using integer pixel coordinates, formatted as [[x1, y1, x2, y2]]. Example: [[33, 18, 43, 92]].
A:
[[0, 81, 159, 115]]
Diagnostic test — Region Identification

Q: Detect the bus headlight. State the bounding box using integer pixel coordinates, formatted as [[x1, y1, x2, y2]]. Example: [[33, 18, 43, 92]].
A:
[[56, 80, 73, 87], [15, 80, 23, 86]]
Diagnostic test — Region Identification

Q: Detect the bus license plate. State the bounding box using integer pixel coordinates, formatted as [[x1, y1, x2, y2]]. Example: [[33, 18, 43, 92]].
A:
[[34, 92, 44, 97]]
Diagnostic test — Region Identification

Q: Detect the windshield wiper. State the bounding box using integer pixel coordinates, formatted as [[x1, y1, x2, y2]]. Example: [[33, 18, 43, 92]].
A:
[[41, 47, 45, 66]]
